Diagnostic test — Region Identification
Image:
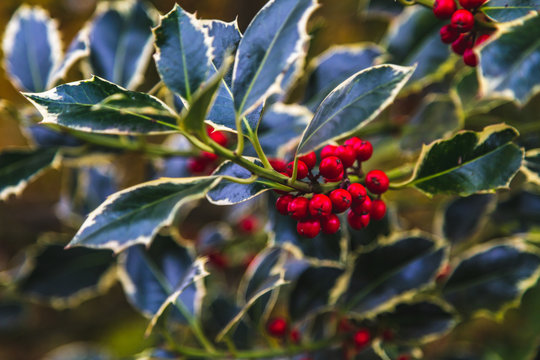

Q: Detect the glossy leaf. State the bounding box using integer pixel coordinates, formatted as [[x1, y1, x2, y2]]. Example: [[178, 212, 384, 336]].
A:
[[153, 4, 212, 101], [289, 265, 344, 321], [405, 124, 523, 196], [67, 177, 218, 253], [202, 20, 242, 86], [232, 0, 318, 115], [51, 29, 90, 86], [376, 299, 457, 343], [479, 14, 540, 105], [297, 64, 413, 155], [442, 240, 540, 316], [400, 95, 462, 153], [0, 148, 59, 201], [303, 44, 383, 111], [118, 236, 204, 324], [481, 0, 540, 22], [17, 242, 115, 308], [2, 5, 61, 92], [341, 232, 446, 316], [385, 7, 451, 86], [492, 190, 540, 235], [204, 297, 254, 350], [23, 77, 178, 135], [88, 0, 157, 89], [523, 149, 540, 185], [206, 160, 268, 205]]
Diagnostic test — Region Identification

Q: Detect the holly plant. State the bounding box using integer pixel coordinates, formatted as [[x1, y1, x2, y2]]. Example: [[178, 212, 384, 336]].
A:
[[1, 0, 540, 359]]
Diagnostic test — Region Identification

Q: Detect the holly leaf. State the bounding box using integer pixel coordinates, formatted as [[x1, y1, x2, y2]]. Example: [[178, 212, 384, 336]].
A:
[[403, 124, 523, 196], [88, 1, 157, 89], [232, 0, 318, 115], [481, 0, 540, 23], [23, 76, 178, 135], [0, 148, 59, 201], [302, 44, 383, 111], [492, 190, 540, 234], [479, 14, 540, 105], [442, 239, 540, 316], [67, 177, 218, 253], [523, 149, 540, 185], [341, 232, 447, 316], [297, 64, 414, 155], [2, 5, 62, 92], [153, 4, 213, 101]]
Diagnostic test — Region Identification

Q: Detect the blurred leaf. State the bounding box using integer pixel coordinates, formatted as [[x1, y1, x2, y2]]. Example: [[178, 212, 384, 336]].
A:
[[0, 147, 59, 201], [523, 149, 540, 185], [443, 239, 540, 316], [88, 1, 157, 89], [51, 29, 90, 85], [2, 6, 61, 92], [359, 0, 404, 17], [492, 190, 540, 235], [154, 4, 212, 101], [479, 14, 540, 105], [303, 44, 383, 111], [404, 124, 523, 196], [24, 76, 178, 135], [297, 64, 414, 155], [400, 95, 462, 153], [68, 177, 218, 253], [232, 0, 317, 115], [42, 343, 112, 360], [481, 0, 540, 22], [341, 232, 447, 316]]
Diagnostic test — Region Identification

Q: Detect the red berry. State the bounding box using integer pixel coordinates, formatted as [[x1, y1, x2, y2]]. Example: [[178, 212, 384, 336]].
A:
[[351, 196, 372, 215], [336, 145, 356, 168], [321, 144, 338, 159], [188, 157, 208, 174], [329, 189, 352, 213], [319, 156, 344, 179], [347, 183, 368, 204], [365, 170, 389, 194], [344, 136, 361, 147], [267, 317, 288, 338], [440, 24, 459, 44], [436, 263, 452, 282], [451, 34, 473, 55], [309, 194, 333, 218], [353, 140, 373, 162], [288, 196, 309, 220], [324, 173, 343, 183], [463, 48, 478, 67], [370, 199, 386, 220], [321, 214, 340, 234], [286, 160, 308, 179], [459, 0, 486, 10], [290, 329, 301, 344], [451, 9, 475, 33], [239, 216, 258, 233], [433, 0, 457, 19], [299, 152, 317, 169], [397, 355, 411, 360], [201, 151, 218, 161], [208, 251, 228, 269], [353, 328, 371, 349], [297, 218, 321, 238], [476, 33, 490, 46], [209, 130, 228, 147], [347, 210, 370, 230], [276, 195, 294, 215], [269, 158, 287, 172]]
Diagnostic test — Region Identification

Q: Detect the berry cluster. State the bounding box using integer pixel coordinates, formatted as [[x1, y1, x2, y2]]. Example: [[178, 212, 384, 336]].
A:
[[188, 125, 228, 174], [433, 0, 490, 67], [274, 137, 389, 238]]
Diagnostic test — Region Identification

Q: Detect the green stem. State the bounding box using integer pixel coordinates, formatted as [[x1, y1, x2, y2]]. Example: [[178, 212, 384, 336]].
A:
[[234, 112, 245, 156], [247, 126, 272, 169], [385, 162, 415, 182], [220, 174, 258, 185]]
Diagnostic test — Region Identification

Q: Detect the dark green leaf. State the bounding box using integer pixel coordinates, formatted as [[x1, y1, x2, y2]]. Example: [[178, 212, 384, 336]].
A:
[[442, 240, 540, 316], [479, 14, 540, 105], [481, 0, 540, 22], [289, 265, 344, 321], [118, 235, 205, 324], [0, 147, 59, 201], [342, 232, 447, 316], [400, 95, 462, 153], [206, 160, 268, 205], [2, 5, 61, 92], [153, 4, 212, 101], [67, 177, 218, 253], [24, 76, 178, 135], [492, 190, 540, 237], [523, 149, 540, 185], [385, 7, 452, 86], [303, 44, 383, 111], [88, 1, 157, 89], [232, 0, 317, 115], [297, 64, 413, 155], [17, 241, 115, 307], [202, 20, 242, 87], [405, 124, 523, 196]]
